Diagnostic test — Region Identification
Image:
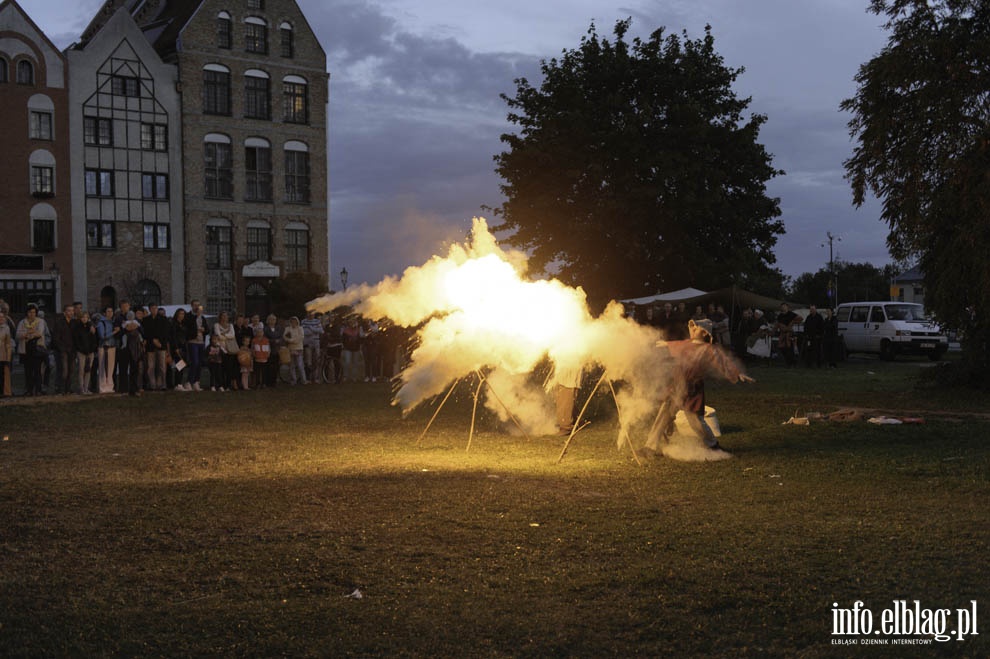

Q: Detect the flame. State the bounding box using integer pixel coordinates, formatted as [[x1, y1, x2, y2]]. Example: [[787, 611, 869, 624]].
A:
[[308, 217, 676, 446]]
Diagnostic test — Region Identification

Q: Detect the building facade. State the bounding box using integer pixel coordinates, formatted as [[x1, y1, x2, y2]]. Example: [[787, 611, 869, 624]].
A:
[[82, 0, 329, 316], [0, 0, 73, 313], [67, 8, 185, 311]]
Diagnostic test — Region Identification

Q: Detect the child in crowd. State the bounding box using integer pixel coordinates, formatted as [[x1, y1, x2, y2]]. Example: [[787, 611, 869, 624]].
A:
[[237, 336, 253, 391], [250, 327, 270, 389], [207, 340, 223, 391]]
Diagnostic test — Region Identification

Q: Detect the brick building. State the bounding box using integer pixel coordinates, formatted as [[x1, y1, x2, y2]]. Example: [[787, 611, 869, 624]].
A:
[[82, 0, 329, 316], [0, 0, 74, 313], [67, 8, 185, 311]]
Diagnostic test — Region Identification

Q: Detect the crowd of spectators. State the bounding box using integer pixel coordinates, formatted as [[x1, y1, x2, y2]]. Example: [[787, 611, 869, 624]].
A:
[[635, 300, 841, 368], [0, 297, 409, 399]]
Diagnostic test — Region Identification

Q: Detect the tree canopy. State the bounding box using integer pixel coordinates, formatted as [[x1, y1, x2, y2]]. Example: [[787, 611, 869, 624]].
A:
[[788, 261, 899, 306], [842, 0, 990, 376], [492, 20, 784, 311]]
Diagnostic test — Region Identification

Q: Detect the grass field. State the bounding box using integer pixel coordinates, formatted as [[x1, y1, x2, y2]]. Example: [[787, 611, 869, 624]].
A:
[[0, 356, 987, 657]]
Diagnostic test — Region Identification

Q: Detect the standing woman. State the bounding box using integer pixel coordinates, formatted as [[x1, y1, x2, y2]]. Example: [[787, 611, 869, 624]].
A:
[[281, 316, 306, 385], [213, 311, 238, 391], [263, 314, 282, 387], [170, 308, 191, 390], [95, 306, 117, 394], [72, 311, 98, 394], [16, 304, 48, 396], [0, 309, 13, 397]]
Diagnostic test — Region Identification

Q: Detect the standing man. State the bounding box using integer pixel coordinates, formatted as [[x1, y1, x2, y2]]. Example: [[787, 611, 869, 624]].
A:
[[802, 305, 825, 368], [51, 304, 76, 394], [775, 303, 800, 367], [301, 310, 324, 383], [142, 302, 170, 390]]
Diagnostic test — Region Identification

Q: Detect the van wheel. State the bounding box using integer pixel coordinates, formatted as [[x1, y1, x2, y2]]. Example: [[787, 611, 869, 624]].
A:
[[879, 340, 895, 361]]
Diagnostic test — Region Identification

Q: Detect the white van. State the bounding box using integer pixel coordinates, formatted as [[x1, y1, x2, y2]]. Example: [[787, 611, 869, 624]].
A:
[[835, 301, 947, 361]]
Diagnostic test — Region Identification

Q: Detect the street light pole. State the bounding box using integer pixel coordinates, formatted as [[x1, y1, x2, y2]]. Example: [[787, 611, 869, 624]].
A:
[[823, 232, 840, 307]]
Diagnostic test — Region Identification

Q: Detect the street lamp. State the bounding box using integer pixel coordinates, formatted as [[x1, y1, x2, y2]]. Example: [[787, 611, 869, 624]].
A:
[[822, 232, 840, 307], [340, 267, 348, 290]]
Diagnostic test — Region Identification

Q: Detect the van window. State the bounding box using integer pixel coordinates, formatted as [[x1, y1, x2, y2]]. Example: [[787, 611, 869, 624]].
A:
[[849, 306, 869, 323], [836, 307, 851, 322], [870, 307, 886, 323], [886, 304, 924, 321]]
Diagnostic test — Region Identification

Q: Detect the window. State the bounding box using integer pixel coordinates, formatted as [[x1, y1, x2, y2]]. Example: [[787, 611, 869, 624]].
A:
[[29, 111, 53, 140], [143, 223, 170, 250], [204, 140, 233, 198], [86, 221, 115, 249], [244, 74, 270, 119], [132, 279, 162, 308], [140, 123, 167, 150], [0, 58, 7, 83], [111, 75, 140, 97], [849, 306, 869, 323], [32, 219, 55, 252], [245, 141, 272, 201], [84, 169, 114, 197], [17, 60, 34, 85], [247, 0, 264, 10], [280, 24, 293, 58], [31, 166, 54, 196], [246, 226, 271, 261], [285, 227, 309, 272], [284, 146, 310, 203], [245, 20, 268, 54], [282, 79, 308, 123], [206, 225, 233, 269], [142, 173, 168, 200], [84, 117, 113, 146], [217, 13, 232, 49], [203, 68, 231, 115]]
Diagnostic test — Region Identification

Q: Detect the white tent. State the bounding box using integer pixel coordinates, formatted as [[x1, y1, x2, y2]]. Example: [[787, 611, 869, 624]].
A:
[[621, 287, 708, 306]]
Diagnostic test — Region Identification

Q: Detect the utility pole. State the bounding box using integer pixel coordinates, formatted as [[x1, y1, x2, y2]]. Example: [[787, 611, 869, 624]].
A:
[[823, 232, 840, 307]]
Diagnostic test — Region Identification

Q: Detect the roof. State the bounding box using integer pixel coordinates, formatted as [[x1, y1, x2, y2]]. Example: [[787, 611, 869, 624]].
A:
[[892, 265, 923, 283]]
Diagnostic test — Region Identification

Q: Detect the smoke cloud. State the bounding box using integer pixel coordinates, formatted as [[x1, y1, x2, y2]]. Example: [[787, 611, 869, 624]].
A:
[[309, 218, 724, 460]]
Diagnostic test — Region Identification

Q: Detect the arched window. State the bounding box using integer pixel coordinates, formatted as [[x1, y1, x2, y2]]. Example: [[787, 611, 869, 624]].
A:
[[244, 137, 272, 201], [28, 94, 54, 140], [132, 279, 161, 309], [284, 221, 309, 272], [244, 69, 270, 119], [245, 16, 268, 54], [217, 11, 232, 49], [29, 150, 56, 197], [16, 59, 34, 85], [279, 22, 293, 58], [284, 141, 310, 203], [282, 75, 308, 124], [30, 203, 56, 252], [0, 57, 8, 83], [204, 133, 233, 198], [203, 64, 231, 115]]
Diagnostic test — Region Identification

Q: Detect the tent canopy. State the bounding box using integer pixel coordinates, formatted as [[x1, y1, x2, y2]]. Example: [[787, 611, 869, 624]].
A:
[[623, 286, 806, 316]]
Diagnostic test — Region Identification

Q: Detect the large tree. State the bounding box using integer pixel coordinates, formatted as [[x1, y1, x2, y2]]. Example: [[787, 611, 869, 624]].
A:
[[842, 0, 990, 378], [492, 20, 784, 310]]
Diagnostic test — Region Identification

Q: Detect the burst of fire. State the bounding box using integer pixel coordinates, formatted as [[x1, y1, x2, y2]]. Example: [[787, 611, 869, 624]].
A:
[[308, 218, 675, 444]]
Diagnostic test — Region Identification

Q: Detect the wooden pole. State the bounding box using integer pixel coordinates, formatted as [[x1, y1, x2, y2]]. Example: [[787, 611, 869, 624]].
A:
[[466, 374, 484, 452], [556, 370, 608, 464], [608, 379, 642, 466], [475, 370, 532, 441], [416, 378, 460, 445]]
